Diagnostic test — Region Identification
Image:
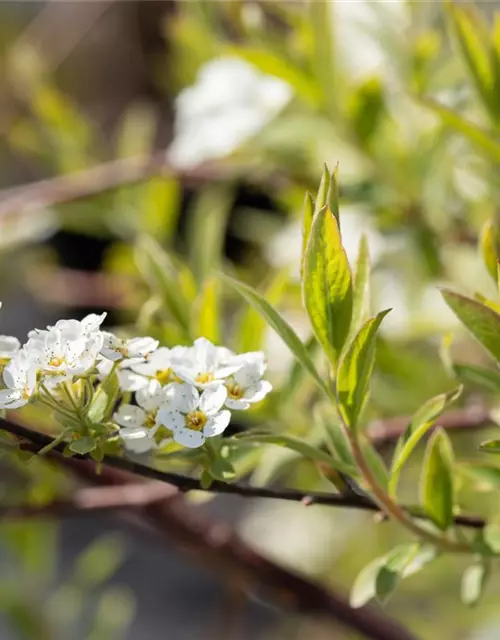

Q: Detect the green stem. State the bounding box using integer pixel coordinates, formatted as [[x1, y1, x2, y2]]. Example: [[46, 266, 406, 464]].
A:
[[348, 432, 470, 553], [38, 394, 76, 421], [35, 428, 72, 457]]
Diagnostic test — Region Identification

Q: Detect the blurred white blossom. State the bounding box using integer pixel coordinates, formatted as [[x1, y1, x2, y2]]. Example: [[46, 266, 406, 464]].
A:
[[167, 57, 292, 169]]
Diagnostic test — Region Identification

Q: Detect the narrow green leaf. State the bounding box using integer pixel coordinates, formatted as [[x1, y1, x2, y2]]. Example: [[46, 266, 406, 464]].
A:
[[389, 387, 462, 496], [351, 234, 371, 335], [191, 277, 220, 344], [459, 463, 500, 491], [350, 556, 386, 608], [441, 289, 500, 362], [479, 219, 500, 281], [187, 185, 233, 286], [301, 192, 315, 280], [421, 429, 455, 531], [314, 165, 331, 216], [453, 363, 500, 391], [281, 335, 320, 399], [88, 369, 120, 424], [421, 98, 500, 163], [236, 269, 289, 352], [316, 408, 356, 469], [360, 436, 389, 491], [337, 310, 390, 429], [483, 523, 500, 553], [240, 433, 357, 477], [446, 3, 494, 115], [219, 272, 329, 396], [303, 205, 353, 370], [69, 436, 96, 455], [479, 439, 500, 453], [461, 562, 490, 607], [135, 236, 190, 333]]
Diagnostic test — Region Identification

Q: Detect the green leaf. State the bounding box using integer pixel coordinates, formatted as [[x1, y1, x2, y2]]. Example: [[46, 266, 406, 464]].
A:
[[459, 463, 500, 491], [240, 433, 357, 477], [236, 269, 289, 352], [73, 533, 126, 588], [421, 98, 500, 163], [186, 185, 233, 286], [350, 543, 427, 608], [446, 3, 494, 117], [69, 436, 96, 455], [360, 436, 389, 491], [337, 310, 390, 429], [191, 277, 220, 344], [88, 369, 120, 424], [280, 335, 320, 400], [479, 439, 500, 453], [453, 363, 500, 391], [303, 203, 352, 370], [219, 272, 329, 396], [389, 387, 462, 496], [461, 562, 490, 607], [350, 234, 371, 335], [301, 192, 315, 280], [317, 408, 356, 469], [440, 289, 500, 362], [483, 523, 500, 553], [479, 219, 500, 281], [420, 429, 455, 531], [135, 236, 190, 333]]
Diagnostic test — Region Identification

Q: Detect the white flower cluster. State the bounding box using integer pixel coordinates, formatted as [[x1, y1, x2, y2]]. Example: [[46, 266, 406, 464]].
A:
[[108, 337, 272, 453], [0, 306, 272, 455]]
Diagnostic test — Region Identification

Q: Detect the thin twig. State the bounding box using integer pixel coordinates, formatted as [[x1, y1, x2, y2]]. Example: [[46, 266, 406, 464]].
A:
[[0, 482, 175, 520], [0, 417, 487, 529]]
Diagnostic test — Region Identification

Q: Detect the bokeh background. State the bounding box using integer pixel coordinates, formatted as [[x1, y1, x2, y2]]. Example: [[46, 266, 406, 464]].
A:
[[2, 1, 500, 638]]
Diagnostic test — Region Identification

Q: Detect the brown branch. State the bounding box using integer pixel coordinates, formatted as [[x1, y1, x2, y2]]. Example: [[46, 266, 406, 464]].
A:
[[368, 404, 492, 446], [56, 454, 418, 640], [0, 417, 488, 529], [0, 482, 175, 520], [0, 153, 229, 218]]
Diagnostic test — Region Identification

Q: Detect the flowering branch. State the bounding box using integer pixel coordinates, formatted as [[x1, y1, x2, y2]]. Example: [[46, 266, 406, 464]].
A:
[[1, 417, 487, 530]]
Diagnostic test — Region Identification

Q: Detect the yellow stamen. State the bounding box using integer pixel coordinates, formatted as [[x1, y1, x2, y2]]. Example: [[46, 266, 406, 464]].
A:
[[155, 368, 180, 385], [195, 372, 215, 385], [186, 410, 207, 432], [48, 357, 64, 367], [226, 381, 244, 400]]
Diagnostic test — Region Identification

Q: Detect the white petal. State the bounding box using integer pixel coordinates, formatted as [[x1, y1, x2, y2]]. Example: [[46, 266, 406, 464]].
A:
[[157, 407, 185, 432], [120, 428, 155, 454], [0, 389, 23, 408], [169, 365, 197, 385], [244, 380, 273, 403], [136, 379, 165, 411], [203, 410, 231, 437], [225, 398, 251, 410], [199, 385, 227, 415], [173, 427, 205, 449], [0, 336, 20, 358], [193, 337, 217, 370], [233, 362, 262, 387], [131, 347, 172, 375], [114, 405, 147, 429], [117, 370, 149, 392], [213, 363, 243, 379], [167, 383, 199, 413], [81, 312, 106, 333], [127, 337, 159, 358]]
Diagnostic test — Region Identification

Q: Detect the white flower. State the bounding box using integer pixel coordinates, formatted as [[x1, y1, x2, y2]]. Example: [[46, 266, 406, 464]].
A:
[[114, 380, 170, 453], [157, 383, 231, 449], [0, 336, 20, 360], [129, 346, 191, 388], [167, 57, 292, 169], [26, 313, 106, 378], [0, 351, 37, 408], [100, 332, 159, 362], [224, 352, 272, 410], [171, 338, 241, 389]]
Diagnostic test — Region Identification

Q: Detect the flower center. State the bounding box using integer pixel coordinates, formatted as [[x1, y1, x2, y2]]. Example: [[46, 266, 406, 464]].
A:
[[195, 372, 214, 385], [155, 368, 175, 385], [145, 412, 157, 429], [227, 381, 244, 400], [185, 410, 207, 431], [48, 357, 65, 367]]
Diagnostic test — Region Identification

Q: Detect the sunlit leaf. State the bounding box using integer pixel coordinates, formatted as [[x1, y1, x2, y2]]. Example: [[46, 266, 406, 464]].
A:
[[303, 203, 352, 370], [420, 429, 455, 531], [350, 234, 371, 335], [219, 272, 329, 396], [461, 561, 490, 607], [69, 437, 96, 456], [337, 310, 390, 429], [453, 363, 500, 391], [389, 387, 462, 496], [191, 277, 220, 344], [479, 219, 500, 281], [441, 289, 500, 362]]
